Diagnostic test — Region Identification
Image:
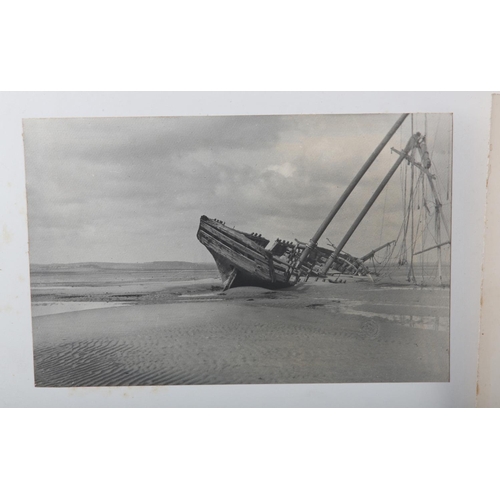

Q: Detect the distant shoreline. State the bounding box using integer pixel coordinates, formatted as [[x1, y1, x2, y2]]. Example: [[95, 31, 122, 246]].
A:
[[31, 261, 217, 272]]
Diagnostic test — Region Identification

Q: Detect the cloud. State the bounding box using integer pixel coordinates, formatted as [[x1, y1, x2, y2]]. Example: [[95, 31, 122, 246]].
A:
[[23, 113, 452, 263]]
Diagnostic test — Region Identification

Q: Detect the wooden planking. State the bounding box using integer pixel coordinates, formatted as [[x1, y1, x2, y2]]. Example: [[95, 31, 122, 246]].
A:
[[200, 223, 269, 265], [222, 268, 238, 291], [203, 219, 292, 271], [200, 225, 288, 277], [202, 232, 284, 283], [198, 231, 288, 284], [204, 219, 269, 255], [270, 255, 293, 273], [203, 221, 290, 273], [199, 218, 290, 277], [198, 231, 271, 281], [267, 252, 276, 283]]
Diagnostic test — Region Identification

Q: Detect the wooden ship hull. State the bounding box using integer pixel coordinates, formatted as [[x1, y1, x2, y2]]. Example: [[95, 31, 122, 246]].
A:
[[196, 216, 293, 290], [196, 216, 372, 290]]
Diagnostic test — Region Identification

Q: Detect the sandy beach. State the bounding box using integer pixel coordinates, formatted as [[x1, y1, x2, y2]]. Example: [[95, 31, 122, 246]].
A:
[[31, 271, 449, 386]]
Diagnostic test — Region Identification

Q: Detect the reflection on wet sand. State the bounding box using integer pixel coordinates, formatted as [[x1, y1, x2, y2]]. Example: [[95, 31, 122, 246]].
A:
[[31, 270, 450, 386], [328, 299, 449, 333], [32, 301, 131, 317]]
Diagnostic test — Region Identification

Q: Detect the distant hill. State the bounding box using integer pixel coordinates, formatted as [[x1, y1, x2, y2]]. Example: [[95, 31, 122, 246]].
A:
[[31, 261, 217, 272]]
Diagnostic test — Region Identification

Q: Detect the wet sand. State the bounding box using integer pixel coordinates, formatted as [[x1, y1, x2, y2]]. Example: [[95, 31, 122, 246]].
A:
[[32, 277, 450, 386]]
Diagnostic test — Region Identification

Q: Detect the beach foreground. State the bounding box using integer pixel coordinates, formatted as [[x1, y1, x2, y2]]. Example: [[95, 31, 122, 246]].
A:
[[32, 276, 449, 386]]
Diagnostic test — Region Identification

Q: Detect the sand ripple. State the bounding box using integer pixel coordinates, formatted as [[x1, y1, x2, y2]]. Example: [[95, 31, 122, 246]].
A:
[[33, 300, 449, 386]]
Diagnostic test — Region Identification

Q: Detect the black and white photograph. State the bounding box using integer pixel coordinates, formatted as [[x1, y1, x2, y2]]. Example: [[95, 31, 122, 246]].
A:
[[24, 112, 452, 386]]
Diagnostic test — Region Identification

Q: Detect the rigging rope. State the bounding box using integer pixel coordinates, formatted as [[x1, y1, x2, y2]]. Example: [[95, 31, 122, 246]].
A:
[[369, 113, 451, 286], [379, 180, 389, 246]]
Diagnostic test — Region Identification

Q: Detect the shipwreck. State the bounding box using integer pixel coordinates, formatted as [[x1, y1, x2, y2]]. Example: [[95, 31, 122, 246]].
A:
[[197, 114, 451, 290]]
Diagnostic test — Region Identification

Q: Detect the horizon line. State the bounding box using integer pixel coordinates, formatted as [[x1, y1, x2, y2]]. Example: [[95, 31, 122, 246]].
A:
[[30, 259, 216, 266]]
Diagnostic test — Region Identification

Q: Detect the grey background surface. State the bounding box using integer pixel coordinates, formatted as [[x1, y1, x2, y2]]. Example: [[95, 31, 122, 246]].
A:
[[0, 91, 491, 407]]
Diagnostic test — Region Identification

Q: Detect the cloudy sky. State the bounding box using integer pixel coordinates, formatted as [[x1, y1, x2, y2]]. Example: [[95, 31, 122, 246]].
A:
[[23, 113, 452, 264]]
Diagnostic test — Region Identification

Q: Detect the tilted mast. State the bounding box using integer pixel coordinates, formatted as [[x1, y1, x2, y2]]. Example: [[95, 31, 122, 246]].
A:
[[320, 133, 419, 274], [295, 113, 409, 270]]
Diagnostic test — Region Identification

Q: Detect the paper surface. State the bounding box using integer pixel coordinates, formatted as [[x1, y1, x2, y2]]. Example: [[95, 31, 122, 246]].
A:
[[477, 94, 500, 407], [0, 92, 492, 406]]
